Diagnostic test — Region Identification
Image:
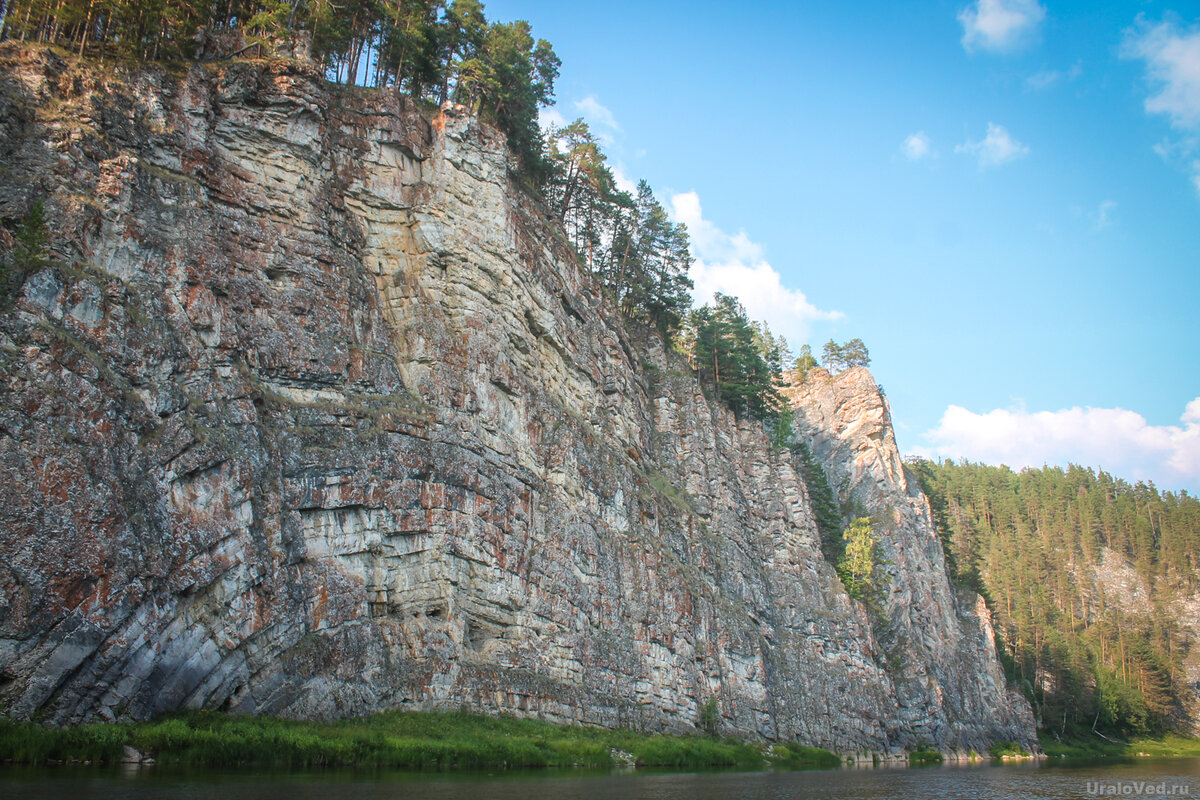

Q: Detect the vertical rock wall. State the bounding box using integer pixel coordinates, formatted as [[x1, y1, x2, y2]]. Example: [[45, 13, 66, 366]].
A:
[[786, 367, 1036, 749], [0, 46, 1033, 755]]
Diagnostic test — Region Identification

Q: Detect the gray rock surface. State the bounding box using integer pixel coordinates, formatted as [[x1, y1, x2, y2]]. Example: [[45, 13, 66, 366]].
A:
[[0, 46, 1034, 755], [786, 367, 1036, 750]]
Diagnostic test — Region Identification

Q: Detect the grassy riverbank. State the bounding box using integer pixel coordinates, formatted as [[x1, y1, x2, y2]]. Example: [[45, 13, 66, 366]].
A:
[[0, 710, 841, 771], [1039, 732, 1200, 760]]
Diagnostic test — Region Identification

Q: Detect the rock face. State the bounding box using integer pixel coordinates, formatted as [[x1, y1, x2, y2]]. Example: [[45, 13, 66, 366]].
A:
[[785, 367, 1035, 749], [0, 46, 1034, 755]]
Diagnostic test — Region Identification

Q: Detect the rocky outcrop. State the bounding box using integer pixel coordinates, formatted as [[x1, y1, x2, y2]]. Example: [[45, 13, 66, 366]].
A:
[[1086, 549, 1200, 735], [785, 367, 1036, 749], [0, 45, 1034, 755]]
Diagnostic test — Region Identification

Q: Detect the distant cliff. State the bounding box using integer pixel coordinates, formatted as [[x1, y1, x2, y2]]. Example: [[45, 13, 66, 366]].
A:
[[0, 45, 1033, 757]]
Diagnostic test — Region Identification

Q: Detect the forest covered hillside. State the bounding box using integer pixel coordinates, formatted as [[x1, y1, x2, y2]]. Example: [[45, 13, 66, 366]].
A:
[[908, 459, 1200, 741]]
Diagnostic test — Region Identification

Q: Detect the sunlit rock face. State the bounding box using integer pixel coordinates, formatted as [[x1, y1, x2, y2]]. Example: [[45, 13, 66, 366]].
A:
[[0, 45, 1033, 756], [785, 367, 1035, 750]]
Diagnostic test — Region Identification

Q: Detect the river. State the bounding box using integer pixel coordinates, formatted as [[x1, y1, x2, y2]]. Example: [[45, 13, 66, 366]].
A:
[[2, 757, 1198, 799]]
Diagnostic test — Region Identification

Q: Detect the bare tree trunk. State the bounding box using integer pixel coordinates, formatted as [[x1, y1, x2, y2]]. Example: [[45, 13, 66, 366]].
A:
[[19, 0, 34, 42], [48, 0, 65, 44], [78, 0, 96, 56], [99, 6, 112, 60]]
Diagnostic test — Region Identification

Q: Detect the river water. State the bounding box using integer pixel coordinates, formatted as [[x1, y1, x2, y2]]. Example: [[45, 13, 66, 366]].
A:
[[2, 758, 1198, 799]]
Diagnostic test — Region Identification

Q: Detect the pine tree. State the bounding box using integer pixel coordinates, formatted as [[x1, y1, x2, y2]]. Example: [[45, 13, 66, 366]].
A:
[[822, 339, 844, 372], [842, 337, 870, 368], [837, 517, 881, 601], [687, 294, 784, 421], [2, 197, 50, 298], [794, 344, 818, 379]]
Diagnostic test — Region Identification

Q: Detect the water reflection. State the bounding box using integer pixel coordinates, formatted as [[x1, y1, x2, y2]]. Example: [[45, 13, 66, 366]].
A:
[[3, 757, 1199, 799]]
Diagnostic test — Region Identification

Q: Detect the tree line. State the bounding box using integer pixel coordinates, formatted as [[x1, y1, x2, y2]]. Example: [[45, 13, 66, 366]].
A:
[[908, 458, 1200, 738], [542, 120, 694, 337], [682, 294, 787, 422], [0, 0, 559, 169], [540, 119, 827, 428], [791, 339, 870, 381], [0, 0, 878, 439]]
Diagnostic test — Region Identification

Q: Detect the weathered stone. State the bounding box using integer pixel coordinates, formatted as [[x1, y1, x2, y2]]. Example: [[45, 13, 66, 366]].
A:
[[785, 366, 1036, 751], [0, 45, 1034, 755]]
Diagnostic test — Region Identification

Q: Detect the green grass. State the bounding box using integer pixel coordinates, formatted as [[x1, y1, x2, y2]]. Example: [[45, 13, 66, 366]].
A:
[[907, 745, 943, 765], [0, 710, 839, 771], [767, 743, 843, 768], [1126, 735, 1200, 758], [0, 720, 127, 764], [988, 740, 1031, 759], [1038, 731, 1200, 760]]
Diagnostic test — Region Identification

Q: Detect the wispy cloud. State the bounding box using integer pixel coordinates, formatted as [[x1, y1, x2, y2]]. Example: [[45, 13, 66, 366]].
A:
[[537, 106, 568, 132], [913, 398, 1200, 493], [959, 0, 1046, 53], [1026, 61, 1083, 90], [539, 95, 623, 147], [610, 162, 637, 195], [669, 191, 842, 346], [574, 95, 621, 132], [902, 131, 935, 161], [1122, 16, 1200, 194], [1093, 199, 1117, 230], [955, 122, 1030, 167]]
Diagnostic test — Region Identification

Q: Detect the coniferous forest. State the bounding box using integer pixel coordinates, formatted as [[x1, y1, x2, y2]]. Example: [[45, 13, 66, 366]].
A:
[[909, 459, 1200, 740]]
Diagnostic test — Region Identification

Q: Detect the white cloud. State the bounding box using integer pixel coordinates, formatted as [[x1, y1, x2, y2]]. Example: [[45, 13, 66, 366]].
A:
[[574, 95, 621, 132], [1026, 70, 1061, 90], [1123, 18, 1200, 129], [902, 131, 934, 161], [1123, 18, 1200, 197], [914, 398, 1200, 492], [959, 0, 1046, 53], [955, 122, 1030, 167], [539, 96, 622, 147], [611, 162, 638, 195], [669, 191, 842, 346], [537, 106, 568, 132]]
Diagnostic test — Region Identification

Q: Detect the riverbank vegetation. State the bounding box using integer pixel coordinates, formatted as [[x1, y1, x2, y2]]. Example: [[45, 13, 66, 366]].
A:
[[987, 740, 1031, 759], [0, 710, 840, 770], [1039, 732, 1200, 760], [907, 745, 943, 765]]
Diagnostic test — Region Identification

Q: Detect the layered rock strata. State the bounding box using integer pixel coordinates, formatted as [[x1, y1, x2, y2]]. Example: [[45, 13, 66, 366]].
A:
[[0, 46, 1033, 755]]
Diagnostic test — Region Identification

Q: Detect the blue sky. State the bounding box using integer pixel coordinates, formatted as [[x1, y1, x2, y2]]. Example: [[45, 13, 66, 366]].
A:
[[487, 0, 1200, 492]]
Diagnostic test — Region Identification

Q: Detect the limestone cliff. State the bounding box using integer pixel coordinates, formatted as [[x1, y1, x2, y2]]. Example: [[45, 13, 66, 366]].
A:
[[0, 46, 1033, 755], [785, 367, 1035, 748]]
